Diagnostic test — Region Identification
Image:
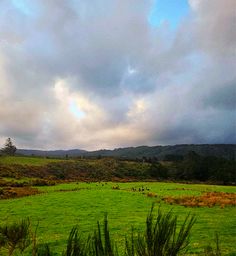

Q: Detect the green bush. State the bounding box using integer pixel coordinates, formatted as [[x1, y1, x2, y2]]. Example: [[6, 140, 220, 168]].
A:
[[125, 206, 195, 256], [0, 218, 30, 256]]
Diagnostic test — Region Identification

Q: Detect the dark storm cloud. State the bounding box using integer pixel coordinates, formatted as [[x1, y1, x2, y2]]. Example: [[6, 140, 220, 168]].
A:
[[0, 0, 235, 149], [204, 81, 236, 111]]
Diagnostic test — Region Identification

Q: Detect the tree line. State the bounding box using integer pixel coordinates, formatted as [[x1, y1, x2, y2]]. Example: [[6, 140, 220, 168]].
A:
[[147, 151, 235, 184], [0, 138, 235, 184]]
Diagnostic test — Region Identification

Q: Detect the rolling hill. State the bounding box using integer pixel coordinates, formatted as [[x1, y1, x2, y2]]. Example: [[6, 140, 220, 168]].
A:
[[17, 144, 236, 160]]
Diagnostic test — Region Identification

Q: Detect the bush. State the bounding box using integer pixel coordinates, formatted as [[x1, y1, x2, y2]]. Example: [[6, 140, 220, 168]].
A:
[[125, 205, 195, 256], [90, 214, 118, 256], [0, 218, 30, 256]]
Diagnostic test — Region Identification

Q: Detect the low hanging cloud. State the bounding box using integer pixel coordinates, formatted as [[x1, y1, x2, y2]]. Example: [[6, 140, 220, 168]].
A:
[[0, 0, 235, 150]]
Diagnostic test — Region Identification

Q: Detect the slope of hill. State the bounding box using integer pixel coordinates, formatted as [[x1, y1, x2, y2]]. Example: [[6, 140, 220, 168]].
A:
[[85, 144, 236, 160], [17, 149, 87, 157], [17, 144, 236, 160]]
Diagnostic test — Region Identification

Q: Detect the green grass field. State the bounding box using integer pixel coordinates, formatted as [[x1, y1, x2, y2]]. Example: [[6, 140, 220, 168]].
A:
[[0, 182, 235, 255], [0, 156, 63, 166]]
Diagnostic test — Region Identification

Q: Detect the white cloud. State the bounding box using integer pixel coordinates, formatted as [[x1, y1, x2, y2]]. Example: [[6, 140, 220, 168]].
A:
[[188, 0, 201, 10], [0, 0, 235, 149]]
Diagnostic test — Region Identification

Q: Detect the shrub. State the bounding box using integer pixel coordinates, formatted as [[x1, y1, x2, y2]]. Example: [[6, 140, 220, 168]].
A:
[[163, 192, 236, 208], [63, 226, 87, 256], [125, 205, 195, 256], [0, 187, 39, 200], [36, 244, 55, 256], [0, 218, 30, 256], [90, 214, 118, 256]]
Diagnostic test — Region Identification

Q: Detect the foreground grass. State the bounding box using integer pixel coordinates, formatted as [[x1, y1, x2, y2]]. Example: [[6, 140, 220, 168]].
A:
[[0, 207, 196, 256], [0, 182, 235, 255]]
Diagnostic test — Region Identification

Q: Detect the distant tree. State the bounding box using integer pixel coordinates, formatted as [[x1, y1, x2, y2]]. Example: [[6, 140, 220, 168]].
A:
[[1, 138, 17, 156], [148, 162, 168, 179], [164, 154, 184, 162]]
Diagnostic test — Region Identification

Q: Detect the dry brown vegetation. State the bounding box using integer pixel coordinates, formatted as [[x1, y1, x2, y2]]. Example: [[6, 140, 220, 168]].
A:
[[163, 192, 236, 208], [147, 192, 158, 197], [0, 159, 151, 182], [0, 187, 39, 199]]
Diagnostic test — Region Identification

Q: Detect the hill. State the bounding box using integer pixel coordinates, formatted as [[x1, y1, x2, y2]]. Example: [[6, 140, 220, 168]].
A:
[[84, 144, 236, 160], [17, 149, 87, 157], [17, 144, 236, 160]]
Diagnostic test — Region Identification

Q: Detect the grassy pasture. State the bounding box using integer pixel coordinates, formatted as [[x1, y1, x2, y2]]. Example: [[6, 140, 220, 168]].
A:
[[0, 156, 63, 166], [0, 182, 235, 255]]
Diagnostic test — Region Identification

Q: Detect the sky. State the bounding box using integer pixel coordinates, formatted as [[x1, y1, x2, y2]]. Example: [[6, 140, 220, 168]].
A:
[[0, 0, 235, 150]]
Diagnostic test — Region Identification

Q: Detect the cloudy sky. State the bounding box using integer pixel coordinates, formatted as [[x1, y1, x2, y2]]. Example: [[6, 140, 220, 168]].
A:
[[0, 0, 235, 150]]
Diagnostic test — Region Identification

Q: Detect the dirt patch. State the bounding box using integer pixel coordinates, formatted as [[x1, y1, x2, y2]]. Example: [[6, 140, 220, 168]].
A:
[[163, 192, 236, 208], [0, 187, 40, 199]]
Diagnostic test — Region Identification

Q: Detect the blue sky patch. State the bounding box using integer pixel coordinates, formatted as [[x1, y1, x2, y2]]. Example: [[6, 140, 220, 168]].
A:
[[149, 0, 189, 28], [12, 0, 35, 16], [69, 100, 85, 119]]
